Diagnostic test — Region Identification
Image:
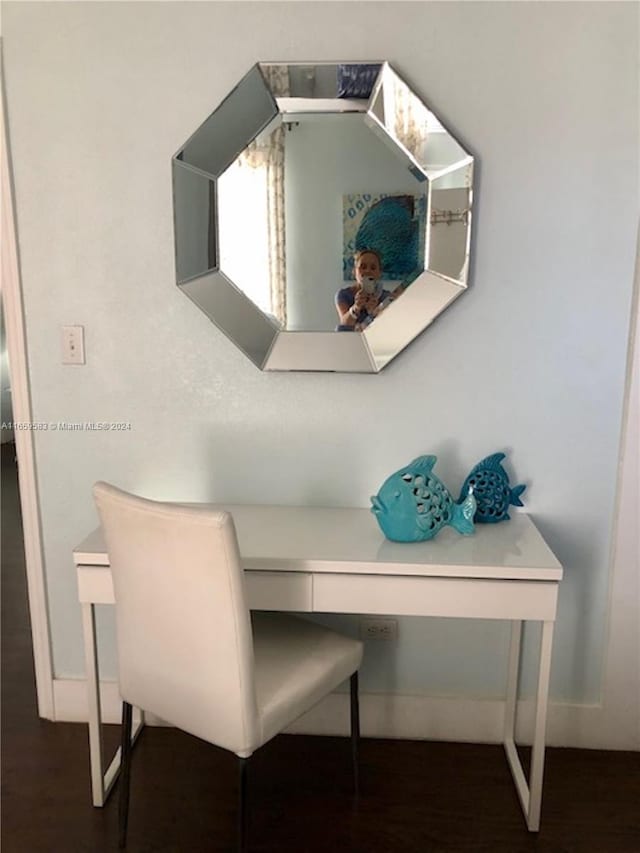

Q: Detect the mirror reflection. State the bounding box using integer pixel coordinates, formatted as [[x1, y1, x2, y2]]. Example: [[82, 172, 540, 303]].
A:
[[217, 110, 428, 332], [173, 62, 475, 372]]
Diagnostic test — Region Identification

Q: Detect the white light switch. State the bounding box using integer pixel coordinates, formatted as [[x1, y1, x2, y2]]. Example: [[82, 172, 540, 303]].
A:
[[62, 325, 85, 365]]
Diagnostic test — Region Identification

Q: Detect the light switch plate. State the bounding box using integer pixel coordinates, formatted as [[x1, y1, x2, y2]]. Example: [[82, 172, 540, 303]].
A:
[[62, 325, 85, 364]]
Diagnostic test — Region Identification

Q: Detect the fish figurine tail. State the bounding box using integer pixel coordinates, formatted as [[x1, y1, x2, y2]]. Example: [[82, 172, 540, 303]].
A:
[[450, 487, 476, 536], [510, 484, 526, 507]]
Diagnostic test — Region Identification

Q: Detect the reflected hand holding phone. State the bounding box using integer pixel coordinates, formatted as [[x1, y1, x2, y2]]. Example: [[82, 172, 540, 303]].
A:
[[360, 275, 379, 296]]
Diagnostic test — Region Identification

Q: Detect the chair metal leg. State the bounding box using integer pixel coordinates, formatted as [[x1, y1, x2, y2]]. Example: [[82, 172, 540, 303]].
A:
[[118, 701, 133, 849], [238, 756, 250, 853], [350, 672, 360, 795]]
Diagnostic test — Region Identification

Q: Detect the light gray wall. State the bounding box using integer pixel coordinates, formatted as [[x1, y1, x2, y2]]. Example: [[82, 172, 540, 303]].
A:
[[2, 2, 638, 705]]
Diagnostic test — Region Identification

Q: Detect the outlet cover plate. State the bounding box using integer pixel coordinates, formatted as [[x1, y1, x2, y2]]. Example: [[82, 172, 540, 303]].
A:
[[360, 617, 398, 641]]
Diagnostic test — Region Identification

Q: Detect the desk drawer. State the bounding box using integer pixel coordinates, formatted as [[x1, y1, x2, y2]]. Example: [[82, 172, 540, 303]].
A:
[[314, 573, 558, 620], [77, 565, 115, 605], [246, 571, 312, 612]]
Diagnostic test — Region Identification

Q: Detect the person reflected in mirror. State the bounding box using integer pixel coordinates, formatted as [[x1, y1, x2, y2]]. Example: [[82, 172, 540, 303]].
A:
[[335, 249, 403, 332]]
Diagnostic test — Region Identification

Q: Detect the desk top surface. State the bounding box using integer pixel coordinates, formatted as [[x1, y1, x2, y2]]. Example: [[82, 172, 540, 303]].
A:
[[74, 505, 562, 582]]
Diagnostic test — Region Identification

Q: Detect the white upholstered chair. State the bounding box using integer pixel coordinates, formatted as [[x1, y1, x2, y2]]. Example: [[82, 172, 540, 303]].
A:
[[92, 482, 364, 851]]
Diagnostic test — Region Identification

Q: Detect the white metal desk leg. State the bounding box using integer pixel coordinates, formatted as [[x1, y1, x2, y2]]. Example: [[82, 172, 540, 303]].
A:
[[528, 620, 554, 831], [81, 602, 105, 806], [504, 620, 522, 742], [504, 620, 530, 819]]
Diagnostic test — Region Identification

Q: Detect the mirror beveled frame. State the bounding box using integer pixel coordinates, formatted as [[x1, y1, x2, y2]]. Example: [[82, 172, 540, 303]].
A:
[[172, 62, 474, 372]]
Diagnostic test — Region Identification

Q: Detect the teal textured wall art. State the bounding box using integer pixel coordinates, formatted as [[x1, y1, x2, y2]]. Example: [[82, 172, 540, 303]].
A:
[[342, 193, 426, 284]]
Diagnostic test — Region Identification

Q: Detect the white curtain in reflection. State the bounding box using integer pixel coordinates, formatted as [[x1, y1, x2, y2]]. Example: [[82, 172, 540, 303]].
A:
[[262, 64, 290, 98], [234, 66, 289, 326], [265, 128, 286, 326], [238, 129, 287, 326], [391, 77, 431, 166], [217, 160, 270, 315], [261, 65, 288, 326]]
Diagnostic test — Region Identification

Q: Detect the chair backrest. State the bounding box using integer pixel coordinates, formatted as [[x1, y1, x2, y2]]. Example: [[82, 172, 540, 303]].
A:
[[93, 482, 259, 755]]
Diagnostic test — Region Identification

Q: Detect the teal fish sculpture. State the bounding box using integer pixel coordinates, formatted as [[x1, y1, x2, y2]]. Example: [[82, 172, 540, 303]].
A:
[[458, 452, 526, 523], [371, 455, 476, 542]]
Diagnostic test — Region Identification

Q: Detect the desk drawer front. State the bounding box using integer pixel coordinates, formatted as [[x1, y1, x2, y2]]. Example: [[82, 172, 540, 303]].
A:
[[314, 574, 558, 620], [77, 566, 115, 605], [246, 571, 312, 612]]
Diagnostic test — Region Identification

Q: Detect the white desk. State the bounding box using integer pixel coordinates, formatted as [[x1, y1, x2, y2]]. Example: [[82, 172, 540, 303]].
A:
[[73, 506, 563, 831]]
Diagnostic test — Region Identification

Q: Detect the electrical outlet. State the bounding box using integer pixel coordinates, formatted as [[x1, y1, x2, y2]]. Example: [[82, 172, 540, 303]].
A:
[[62, 325, 85, 365], [360, 618, 398, 641]]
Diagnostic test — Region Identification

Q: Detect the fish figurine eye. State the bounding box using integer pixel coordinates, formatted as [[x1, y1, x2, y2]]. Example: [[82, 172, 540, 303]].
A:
[[401, 474, 412, 482]]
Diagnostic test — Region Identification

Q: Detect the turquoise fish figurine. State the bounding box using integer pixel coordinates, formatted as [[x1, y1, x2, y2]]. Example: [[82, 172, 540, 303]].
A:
[[371, 455, 476, 542], [458, 452, 526, 523]]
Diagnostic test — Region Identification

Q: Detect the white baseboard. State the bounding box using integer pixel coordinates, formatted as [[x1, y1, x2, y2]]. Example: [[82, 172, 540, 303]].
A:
[[52, 678, 638, 751]]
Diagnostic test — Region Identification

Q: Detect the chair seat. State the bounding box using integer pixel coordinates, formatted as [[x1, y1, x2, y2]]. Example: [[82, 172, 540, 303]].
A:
[[252, 613, 363, 747]]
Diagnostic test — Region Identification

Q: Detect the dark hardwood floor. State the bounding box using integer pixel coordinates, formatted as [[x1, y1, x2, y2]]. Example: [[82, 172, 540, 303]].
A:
[[2, 443, 639, 852]]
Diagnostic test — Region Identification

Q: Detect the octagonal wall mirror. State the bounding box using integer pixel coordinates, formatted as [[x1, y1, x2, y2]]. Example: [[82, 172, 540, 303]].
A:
[[172, 62, 474, 372]]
